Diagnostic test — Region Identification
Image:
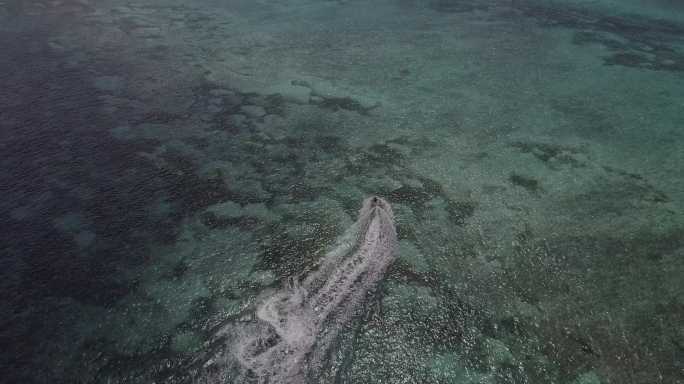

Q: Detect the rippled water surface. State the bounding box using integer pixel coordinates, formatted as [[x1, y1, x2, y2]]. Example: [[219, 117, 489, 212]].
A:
[[1, 0, 683, 383]]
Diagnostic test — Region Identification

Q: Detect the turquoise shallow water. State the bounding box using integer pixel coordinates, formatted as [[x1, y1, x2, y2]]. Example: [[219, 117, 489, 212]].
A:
[[1, 0, 683, 383]]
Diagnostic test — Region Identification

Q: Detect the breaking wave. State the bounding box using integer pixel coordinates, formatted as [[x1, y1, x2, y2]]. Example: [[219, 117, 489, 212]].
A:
[[227, 196, 397, 383]]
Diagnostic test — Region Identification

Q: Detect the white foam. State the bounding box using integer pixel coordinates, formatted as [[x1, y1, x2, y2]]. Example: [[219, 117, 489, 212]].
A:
[[234, 196, 397, 383]]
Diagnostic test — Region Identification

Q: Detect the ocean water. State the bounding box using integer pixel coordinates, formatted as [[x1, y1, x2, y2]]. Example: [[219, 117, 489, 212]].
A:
[[1, 0, 683, 383]]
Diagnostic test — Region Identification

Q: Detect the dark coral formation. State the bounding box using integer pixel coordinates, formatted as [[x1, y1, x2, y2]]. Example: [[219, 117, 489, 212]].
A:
[[517, 1, 684, 72]]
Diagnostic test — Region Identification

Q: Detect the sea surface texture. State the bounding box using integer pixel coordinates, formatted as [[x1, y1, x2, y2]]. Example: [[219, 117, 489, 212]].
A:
[[1, 1, 683, 383]]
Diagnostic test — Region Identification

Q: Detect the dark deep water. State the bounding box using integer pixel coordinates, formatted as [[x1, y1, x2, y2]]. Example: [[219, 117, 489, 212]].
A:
[[1, 1, 683, 383]]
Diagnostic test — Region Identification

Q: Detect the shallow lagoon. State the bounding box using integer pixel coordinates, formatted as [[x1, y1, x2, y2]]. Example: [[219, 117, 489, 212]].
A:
[[1, 0, 683, 383]]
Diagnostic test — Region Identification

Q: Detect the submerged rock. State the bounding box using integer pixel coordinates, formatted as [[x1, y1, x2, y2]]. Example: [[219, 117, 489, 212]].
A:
[[240, 104, 266, 118], [268, 82, 311, 104], [572, 371, 602, 384], [171, 331, 202, 353], [93, 75, 123, 92], [482, 338, 515, 368]]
